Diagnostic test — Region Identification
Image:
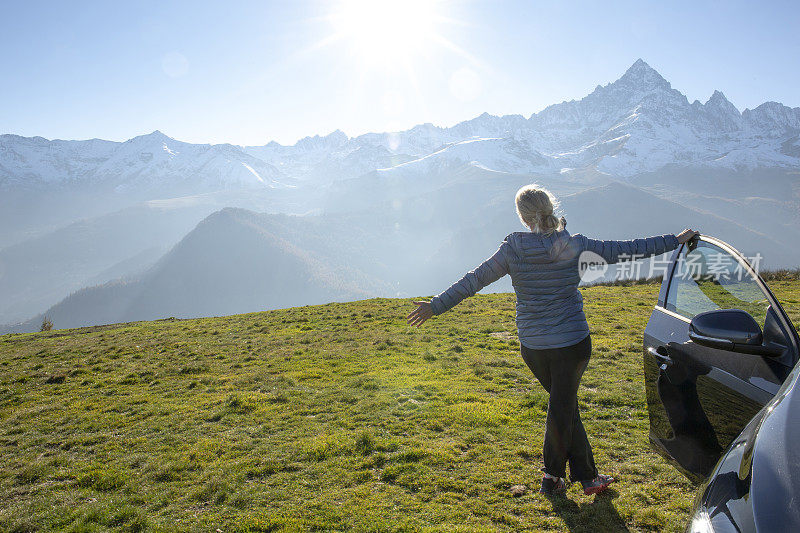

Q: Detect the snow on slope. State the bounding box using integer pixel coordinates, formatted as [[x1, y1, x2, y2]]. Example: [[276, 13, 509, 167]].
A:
[[2, 59, 800, 192], [246, 59, 800, 181], [97, 131, 290, 192], [0, 135, 117, 185], [0, 130, 290, 192], [377, 137, 552, 177], [243, 130, 415, 184]]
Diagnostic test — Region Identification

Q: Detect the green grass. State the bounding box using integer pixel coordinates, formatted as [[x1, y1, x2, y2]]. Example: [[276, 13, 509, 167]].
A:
[[1, 281, 799, 532]]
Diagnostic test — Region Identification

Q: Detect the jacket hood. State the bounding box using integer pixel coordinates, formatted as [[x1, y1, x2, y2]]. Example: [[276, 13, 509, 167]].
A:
[[505, 230, 574, 264]]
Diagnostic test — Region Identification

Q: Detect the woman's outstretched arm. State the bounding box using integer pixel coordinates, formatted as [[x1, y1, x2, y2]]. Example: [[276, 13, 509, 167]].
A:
[[407, 241, 511, 328], [578, 228, 698, 264]]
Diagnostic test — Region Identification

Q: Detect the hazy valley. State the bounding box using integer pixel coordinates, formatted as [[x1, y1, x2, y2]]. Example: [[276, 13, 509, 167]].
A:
[[2, 59, 799, 332]]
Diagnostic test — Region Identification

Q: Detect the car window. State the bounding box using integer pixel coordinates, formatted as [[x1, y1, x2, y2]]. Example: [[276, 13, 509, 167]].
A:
[[665, 240, 770, 327]]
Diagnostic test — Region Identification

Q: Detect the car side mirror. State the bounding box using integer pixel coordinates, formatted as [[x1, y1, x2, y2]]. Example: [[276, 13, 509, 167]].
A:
[[689, 309, 779, 356]]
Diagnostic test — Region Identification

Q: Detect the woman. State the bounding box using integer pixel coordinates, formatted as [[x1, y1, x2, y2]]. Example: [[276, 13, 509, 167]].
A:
[[407, 184, 698, 496]]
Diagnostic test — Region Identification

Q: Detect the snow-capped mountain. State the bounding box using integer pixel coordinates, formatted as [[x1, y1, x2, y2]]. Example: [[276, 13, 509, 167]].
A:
[[0, 130, 289, 193], [243, 129, 415, 184], [2, 59, 799, 192], [238, 59, 800, 181]]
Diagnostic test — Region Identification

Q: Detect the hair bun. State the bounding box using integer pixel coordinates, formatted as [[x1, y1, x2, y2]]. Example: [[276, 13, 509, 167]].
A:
[[541, 213, 559, 234]]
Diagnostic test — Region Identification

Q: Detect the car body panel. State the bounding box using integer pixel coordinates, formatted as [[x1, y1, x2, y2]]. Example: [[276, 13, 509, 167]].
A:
[[751, 371, 800, 531], [690, 358, 800, 532]]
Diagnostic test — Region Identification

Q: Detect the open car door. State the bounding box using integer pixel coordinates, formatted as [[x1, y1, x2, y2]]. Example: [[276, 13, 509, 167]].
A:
[[643, 235, 800, 480]]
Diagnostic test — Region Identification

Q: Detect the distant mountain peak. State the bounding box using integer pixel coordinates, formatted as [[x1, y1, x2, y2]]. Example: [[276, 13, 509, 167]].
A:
[[705, 89, 740, 120], [626, 58, 655, 74], [294, 129, 349, 150], [707, 90, 731, 105], [128, 130, 174, 144], [327, 129, 349, 142], [146, 129, 170, 139], [615, 58, 671, 91]]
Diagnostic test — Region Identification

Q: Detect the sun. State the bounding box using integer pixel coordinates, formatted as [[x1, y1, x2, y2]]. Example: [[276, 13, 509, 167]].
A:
[[328, 0, 443, 66]]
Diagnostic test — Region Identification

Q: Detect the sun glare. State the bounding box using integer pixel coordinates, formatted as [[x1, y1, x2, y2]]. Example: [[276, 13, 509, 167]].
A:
[[329, 0, 441, 66]]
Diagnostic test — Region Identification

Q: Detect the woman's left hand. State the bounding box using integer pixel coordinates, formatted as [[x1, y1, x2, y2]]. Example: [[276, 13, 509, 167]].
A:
[[407, 301, 433, 327], [676, 228, 700, 244]]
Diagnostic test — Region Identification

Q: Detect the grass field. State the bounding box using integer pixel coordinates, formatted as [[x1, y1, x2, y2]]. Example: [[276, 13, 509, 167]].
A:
[[1, 281, 799, 532]]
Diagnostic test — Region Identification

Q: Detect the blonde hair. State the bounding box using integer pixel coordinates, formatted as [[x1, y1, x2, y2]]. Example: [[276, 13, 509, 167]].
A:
[[515, 184, 564, 235]]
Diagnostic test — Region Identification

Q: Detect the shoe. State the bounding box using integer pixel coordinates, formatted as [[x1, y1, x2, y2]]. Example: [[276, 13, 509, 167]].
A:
[[581, 474, 615, 495], [539, 476, 566, 496]]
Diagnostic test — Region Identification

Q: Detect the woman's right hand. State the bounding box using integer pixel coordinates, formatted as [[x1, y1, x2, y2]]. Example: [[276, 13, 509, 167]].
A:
[[676, 228, 700, 244], [407, 300, 433, 328]]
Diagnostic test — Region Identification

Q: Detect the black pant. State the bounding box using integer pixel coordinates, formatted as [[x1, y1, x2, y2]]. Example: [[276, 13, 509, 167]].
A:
[[520, 335, 598, 481]]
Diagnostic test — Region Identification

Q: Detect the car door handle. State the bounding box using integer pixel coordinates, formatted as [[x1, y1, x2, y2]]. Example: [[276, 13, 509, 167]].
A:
[[647, 346, 673, 366]]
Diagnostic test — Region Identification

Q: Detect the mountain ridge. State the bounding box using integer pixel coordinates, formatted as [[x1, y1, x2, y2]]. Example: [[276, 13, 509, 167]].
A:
[[3, 59, 800, 191], [7, 177, 798, 334], [1, 207, 392, 332]]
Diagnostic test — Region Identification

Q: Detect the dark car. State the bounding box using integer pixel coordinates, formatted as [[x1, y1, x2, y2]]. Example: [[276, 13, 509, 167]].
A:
[[642, 235, 800, 532]]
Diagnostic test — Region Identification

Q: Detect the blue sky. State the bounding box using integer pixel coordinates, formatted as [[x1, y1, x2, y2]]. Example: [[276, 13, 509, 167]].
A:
[[1, 0, 798, 145]]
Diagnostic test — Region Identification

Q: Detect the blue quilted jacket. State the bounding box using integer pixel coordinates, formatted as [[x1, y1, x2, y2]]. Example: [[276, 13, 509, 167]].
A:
[[430, 230, 679, 349]]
